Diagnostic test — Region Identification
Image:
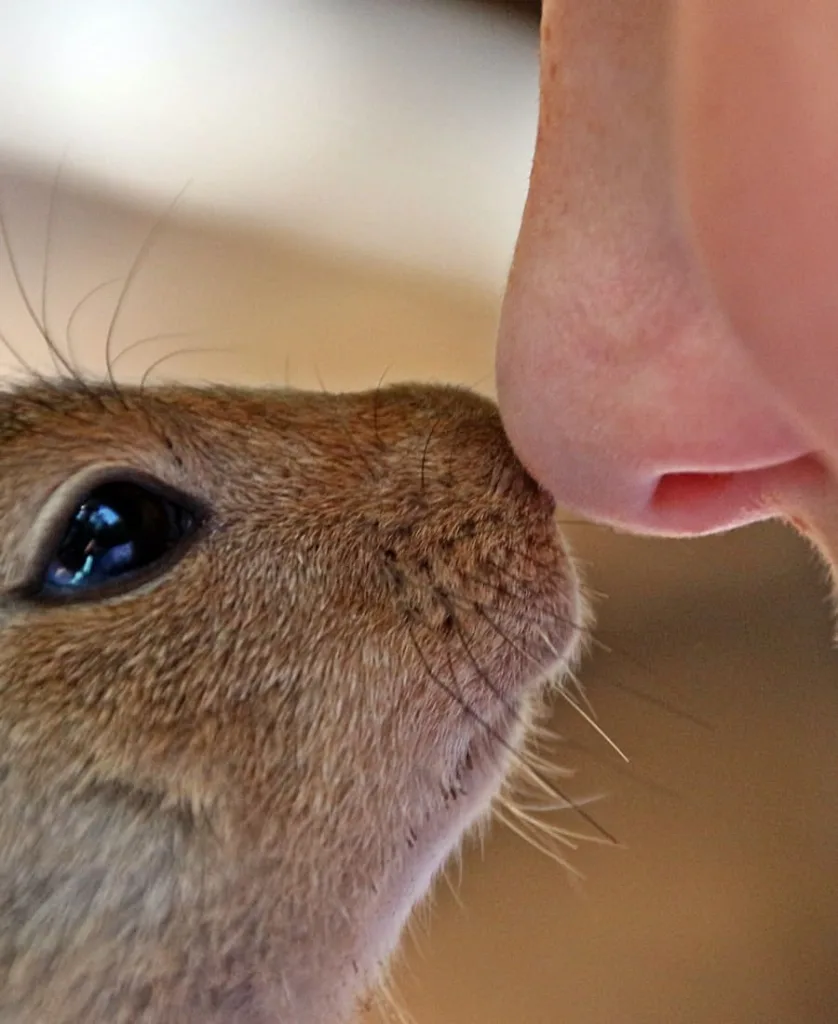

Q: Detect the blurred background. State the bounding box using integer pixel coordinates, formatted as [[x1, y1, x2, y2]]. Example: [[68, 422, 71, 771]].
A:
[[1, 2, 837, 1021]]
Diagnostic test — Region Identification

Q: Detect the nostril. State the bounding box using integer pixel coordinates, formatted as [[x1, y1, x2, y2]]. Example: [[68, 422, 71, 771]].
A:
[[646, 456, 823, 535], [652, 471, 738, 512]]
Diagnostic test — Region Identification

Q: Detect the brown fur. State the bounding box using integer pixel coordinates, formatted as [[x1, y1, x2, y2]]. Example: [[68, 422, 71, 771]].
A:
[[0, 380, 585, 1023]]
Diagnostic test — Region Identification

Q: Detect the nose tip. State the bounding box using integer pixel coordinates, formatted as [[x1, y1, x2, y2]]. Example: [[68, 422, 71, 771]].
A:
[[383, 385, 558, 528], [495, 301, 816, 538], [496, 401, 815, 538], [418, 384, 553, 498]]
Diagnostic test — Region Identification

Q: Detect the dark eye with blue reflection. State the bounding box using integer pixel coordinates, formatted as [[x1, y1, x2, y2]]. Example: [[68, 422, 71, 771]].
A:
[[38, 479, 200, 601]]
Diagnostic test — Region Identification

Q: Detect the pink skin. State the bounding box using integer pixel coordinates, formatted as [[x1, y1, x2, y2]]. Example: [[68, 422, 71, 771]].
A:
[[497, 0, 838, 538]]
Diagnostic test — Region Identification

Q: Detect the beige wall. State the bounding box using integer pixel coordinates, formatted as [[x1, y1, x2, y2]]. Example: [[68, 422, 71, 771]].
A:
[[1, 169, 836, 1023]]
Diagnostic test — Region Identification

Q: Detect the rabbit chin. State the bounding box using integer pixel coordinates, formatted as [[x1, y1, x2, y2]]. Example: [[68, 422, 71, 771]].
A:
[[372, 584, 589, 959], [360, 697, 538, 989]]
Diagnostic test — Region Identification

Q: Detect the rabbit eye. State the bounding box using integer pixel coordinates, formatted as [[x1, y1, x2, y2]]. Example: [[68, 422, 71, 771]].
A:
[[31, 478, 202, 602]]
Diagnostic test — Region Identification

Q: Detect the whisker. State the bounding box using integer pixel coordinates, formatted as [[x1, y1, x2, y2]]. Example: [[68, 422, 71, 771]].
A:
[[313, 366, 378, 480], [313, 364, 329, 394], [496, 797, 579, 851], [492, 805, 585, 876], [0, 323, 45, 384], [103, 182, 192, 404], [527, 620, 598, 717], [110, 330, 197, 373], [371, 365, 392, 450], [437, 593, 520, 720], [440, 862, 465, 911], [405, 620, 489, 735], [513, 741, 576, 781], [480, 551, 594, 621], [139, 346, 225, 391], [589, 631, 655, 676], [424, 577, 602, 774], [467, 598, 549, 665], [419, 417, 440, 494], [407, 617, 618, 844], [555, 681, 630, 762], [473, 557, 597, 640], [509, 791, 607, 814], [591, 634, 713, 730], [555, 735, 688, 803], [499, 794, 619, 849], [0, 190, 81, 385], [436, 580, 600, 774], [474, 556, 709, 729], [0, 343, 103, 425], [462, 599, 629, 762], [373, 974, 416, 1024], [448, 588, 609, 765], [439, 605, 602, 803], [40, 156, 66, 376], [64, 277, 120, 374], [545, 644, 599, 720], [470, 558, 536, 602]]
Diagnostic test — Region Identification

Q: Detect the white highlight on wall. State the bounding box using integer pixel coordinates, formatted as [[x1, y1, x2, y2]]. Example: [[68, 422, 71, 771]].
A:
[[0, 0, 539, 291]]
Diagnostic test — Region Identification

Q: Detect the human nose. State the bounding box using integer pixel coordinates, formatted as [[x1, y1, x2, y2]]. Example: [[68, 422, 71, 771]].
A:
[[495, 0, 817, 538], [496, 237, 815, 537]]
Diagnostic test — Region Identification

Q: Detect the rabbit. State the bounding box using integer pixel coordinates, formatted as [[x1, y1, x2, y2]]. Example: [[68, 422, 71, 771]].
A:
[[0, 376, 588, 1023]]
